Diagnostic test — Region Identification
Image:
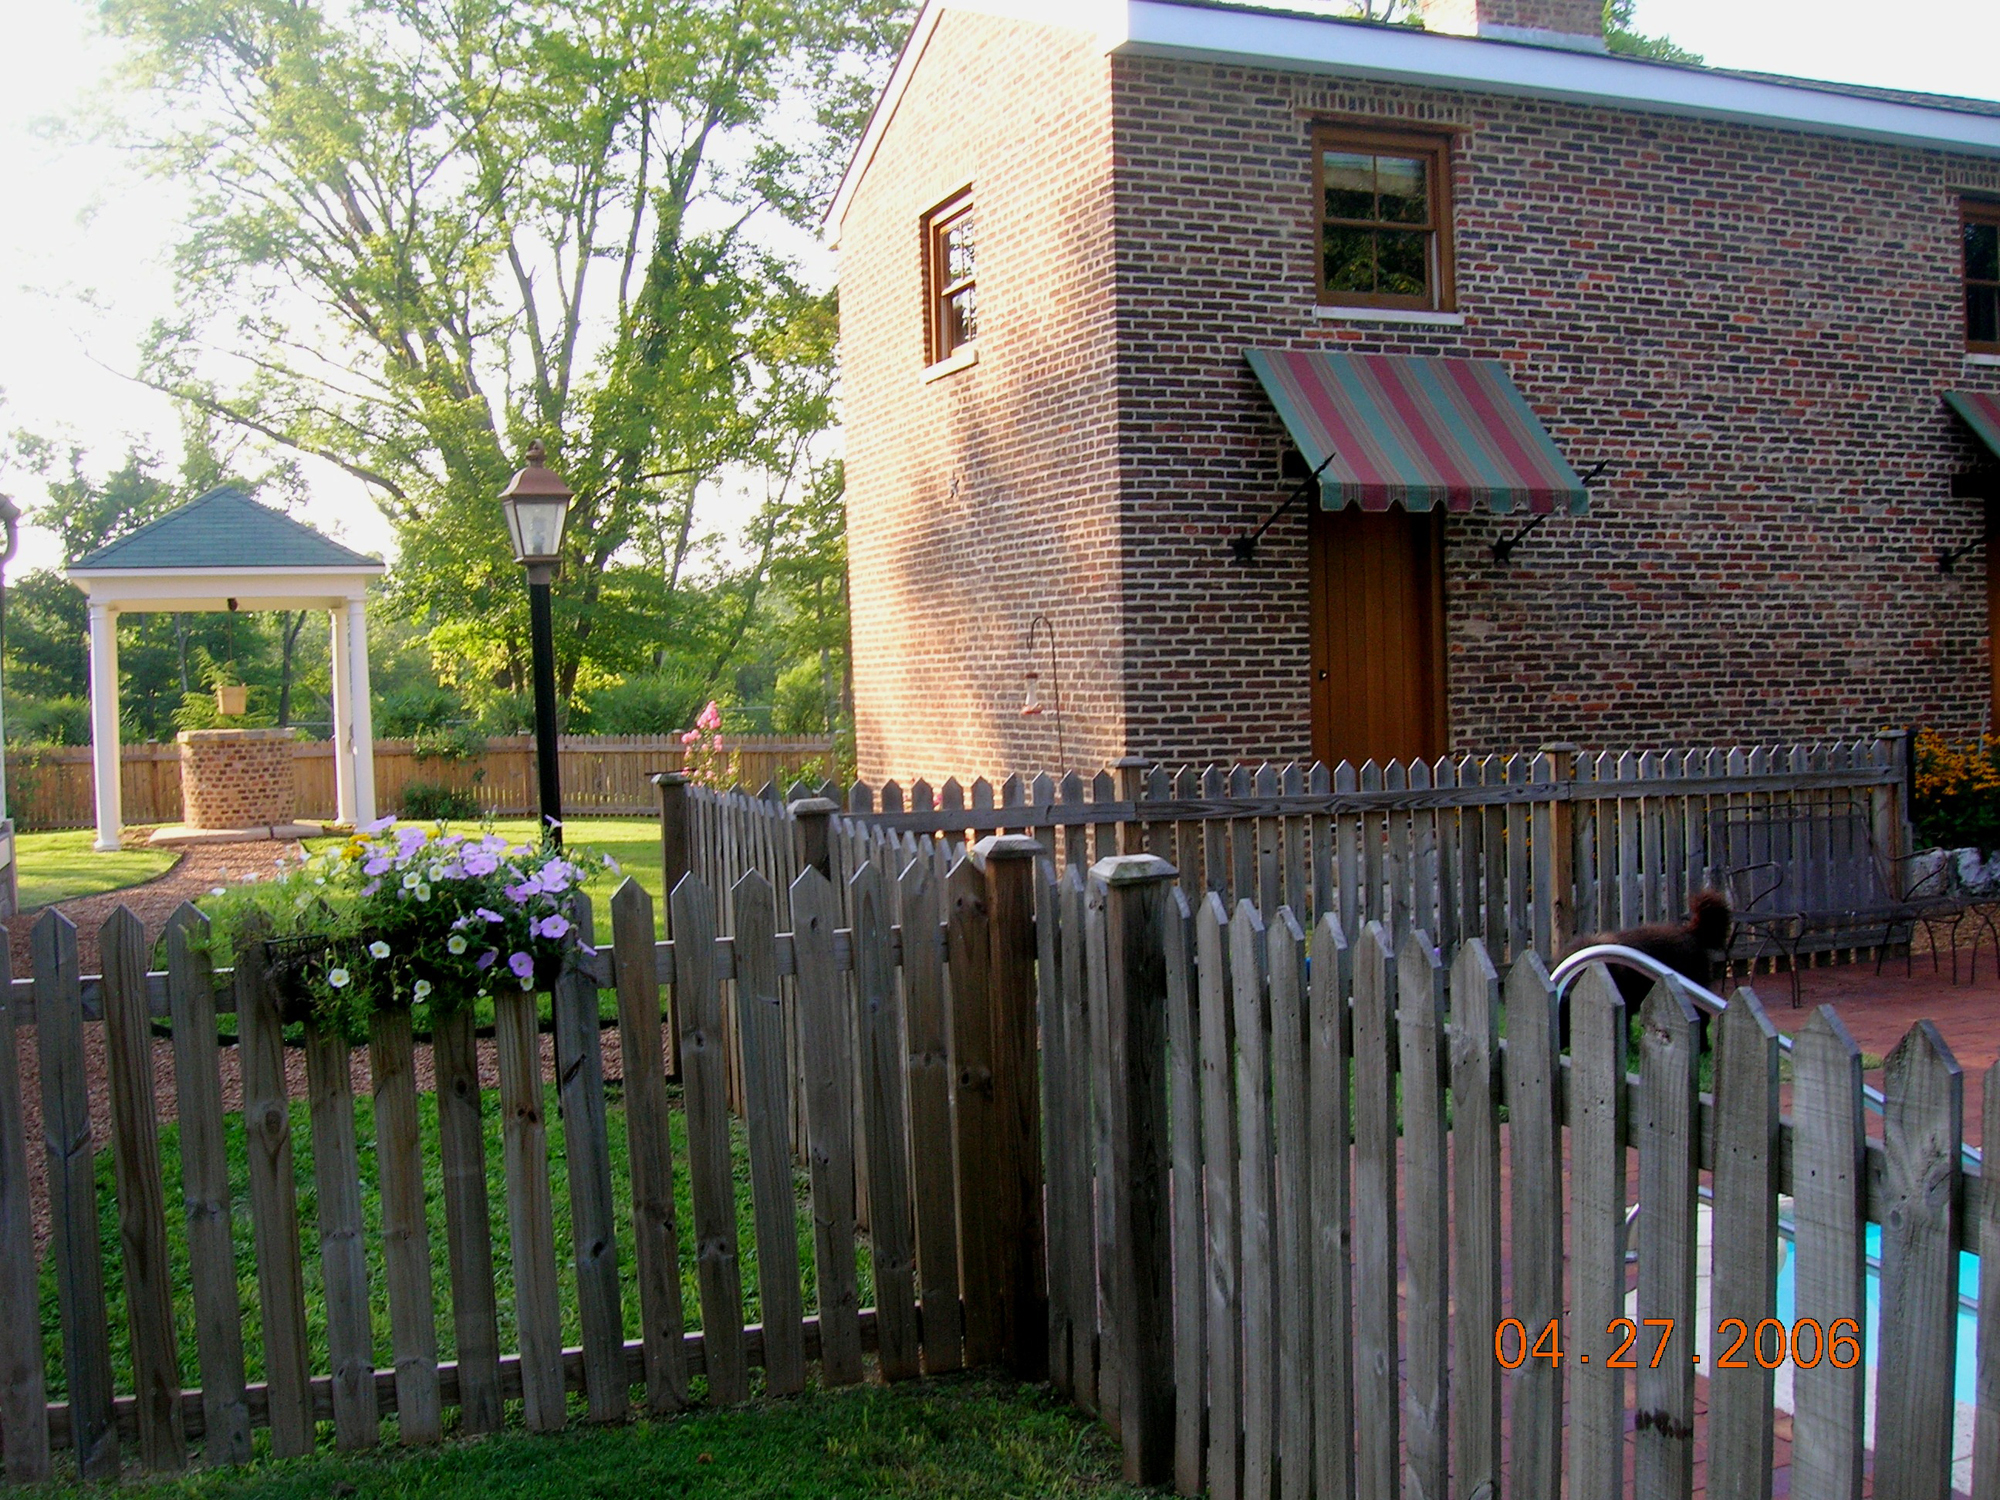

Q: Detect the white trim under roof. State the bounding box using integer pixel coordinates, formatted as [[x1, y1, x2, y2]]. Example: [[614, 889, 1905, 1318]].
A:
[[826, 0, 2000, 235]]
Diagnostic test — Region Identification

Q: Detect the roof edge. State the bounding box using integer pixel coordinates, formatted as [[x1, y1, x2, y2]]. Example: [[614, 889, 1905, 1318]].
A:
[[826, 0, 2000, 232]]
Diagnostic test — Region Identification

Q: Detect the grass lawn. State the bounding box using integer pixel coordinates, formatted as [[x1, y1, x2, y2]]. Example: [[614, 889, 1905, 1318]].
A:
[[14, 829, 180, 910], [25, 1373, 1144, 1498]]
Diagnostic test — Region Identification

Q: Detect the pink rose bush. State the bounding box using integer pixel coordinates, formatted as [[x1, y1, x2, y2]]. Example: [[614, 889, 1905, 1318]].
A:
[[198, 817, 610, 1036]]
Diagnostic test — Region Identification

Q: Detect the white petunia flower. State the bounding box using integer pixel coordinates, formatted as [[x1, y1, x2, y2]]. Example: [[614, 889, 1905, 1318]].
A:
[[447, 934, 468, 955], [369, 940, 391, 959], [327, 968, 351, 989], [412, 979, 433, 1000], [416, 883, 432, 902]]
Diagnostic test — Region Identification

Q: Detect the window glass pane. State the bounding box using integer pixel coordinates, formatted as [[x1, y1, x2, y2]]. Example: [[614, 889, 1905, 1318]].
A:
[[1323, 226, 1376, 293], [945, 286, 977, 348], [1968, 219, 2000, 283], [1376, 154, 1429, 225], [1377, 230, 1430, 298], [1322, 151, 1377, 222], [943, 217, 976, 284], [1971, 286, 2000, 346]]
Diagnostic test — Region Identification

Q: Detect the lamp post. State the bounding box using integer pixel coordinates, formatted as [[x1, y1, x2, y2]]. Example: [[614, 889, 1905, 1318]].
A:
[[500, 442, 573, 847]]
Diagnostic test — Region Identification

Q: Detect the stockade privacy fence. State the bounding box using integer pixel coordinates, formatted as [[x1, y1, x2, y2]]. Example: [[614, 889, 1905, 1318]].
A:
[[679, 734, 1915, 975], [5, 735, 837, 830], [0, 847, 1048, 1483]]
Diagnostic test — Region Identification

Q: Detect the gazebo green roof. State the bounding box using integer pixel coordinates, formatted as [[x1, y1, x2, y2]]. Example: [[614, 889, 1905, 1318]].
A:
[[68, 486, 380, 572]]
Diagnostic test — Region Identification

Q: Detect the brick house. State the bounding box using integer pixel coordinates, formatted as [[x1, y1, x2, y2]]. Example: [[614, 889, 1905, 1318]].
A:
[[831, 0, 2000, 783]]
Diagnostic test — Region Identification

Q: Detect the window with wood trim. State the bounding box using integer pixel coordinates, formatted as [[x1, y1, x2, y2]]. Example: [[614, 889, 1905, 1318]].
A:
[[1315, 127, 1455, 312], [924, 192, 977, 364], [1967, 198, 2000, 354]]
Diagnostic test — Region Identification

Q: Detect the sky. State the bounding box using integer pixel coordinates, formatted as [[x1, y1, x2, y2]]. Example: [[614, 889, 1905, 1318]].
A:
[[0, 1, 1996, 579]]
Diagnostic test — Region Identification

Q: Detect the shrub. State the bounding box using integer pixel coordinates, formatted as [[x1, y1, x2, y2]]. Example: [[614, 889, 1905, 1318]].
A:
[[1911, 727, 2000, 854], [7, 696, 92, 746], [579, 670, 712, 734], [411, 724, 486, 762], [401, 781, 483, 821], [376, 685, 468, 737]]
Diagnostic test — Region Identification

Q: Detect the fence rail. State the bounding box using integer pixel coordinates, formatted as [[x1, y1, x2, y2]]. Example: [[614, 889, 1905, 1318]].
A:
[[5, 735, 836, 830]]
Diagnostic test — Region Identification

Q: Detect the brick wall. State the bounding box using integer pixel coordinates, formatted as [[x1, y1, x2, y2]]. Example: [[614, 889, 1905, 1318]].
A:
[[842, 26, 2000, 779], [841, 10, 1124, 786], [179, 728, 298, 829], [1110, 61, 2000, 764]]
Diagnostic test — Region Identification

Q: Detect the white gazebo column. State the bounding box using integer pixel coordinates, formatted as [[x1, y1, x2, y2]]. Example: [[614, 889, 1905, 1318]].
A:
[[346, 595, 377, 824], [86, 601, 123, 851], [329, 602, 358, 826]]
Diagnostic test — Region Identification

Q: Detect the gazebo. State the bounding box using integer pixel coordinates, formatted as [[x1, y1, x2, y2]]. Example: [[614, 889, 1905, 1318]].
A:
[[65, 487, 386, 851]]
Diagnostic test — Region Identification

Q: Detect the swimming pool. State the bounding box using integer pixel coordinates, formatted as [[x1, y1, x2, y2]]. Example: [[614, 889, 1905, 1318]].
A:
[[1773, 1221, 1977, 1405]]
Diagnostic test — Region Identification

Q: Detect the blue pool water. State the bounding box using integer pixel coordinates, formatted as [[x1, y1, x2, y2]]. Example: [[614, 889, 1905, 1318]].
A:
[[1772, 1223, 1977, 1405]]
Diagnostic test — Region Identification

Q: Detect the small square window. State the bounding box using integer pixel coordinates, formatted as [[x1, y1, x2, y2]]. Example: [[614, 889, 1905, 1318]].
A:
[[1966, 198, 2000, 355], [1314, 127, 1456, 312], [924, 192, 977, 365]]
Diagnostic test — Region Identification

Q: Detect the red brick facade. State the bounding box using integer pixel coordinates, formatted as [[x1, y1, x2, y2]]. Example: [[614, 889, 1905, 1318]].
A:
[[840, 7, 2000, 783]]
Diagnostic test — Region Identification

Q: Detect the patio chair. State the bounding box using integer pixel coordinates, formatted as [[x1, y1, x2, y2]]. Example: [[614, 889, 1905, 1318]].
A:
[[1711, 794, 1967, 1006]]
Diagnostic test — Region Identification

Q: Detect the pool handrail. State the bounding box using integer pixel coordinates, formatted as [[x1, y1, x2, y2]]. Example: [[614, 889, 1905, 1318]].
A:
[[1548, 943, 1983, 1171]]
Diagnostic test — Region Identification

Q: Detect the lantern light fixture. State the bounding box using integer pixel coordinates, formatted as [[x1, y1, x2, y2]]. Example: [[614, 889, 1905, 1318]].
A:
[[499, 440, 574, 574]]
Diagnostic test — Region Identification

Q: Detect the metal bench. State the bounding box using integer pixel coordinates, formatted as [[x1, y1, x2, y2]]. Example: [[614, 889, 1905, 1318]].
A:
[[1711, 795, 1969, 1005]]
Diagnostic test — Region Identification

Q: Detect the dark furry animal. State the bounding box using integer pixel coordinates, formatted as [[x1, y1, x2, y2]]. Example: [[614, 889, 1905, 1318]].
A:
[[1590, 889, 1733, 1005]]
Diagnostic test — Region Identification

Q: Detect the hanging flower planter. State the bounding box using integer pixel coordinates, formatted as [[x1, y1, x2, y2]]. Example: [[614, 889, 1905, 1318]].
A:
[[214, 684, 249, 717], [197, 819, 615, 1038]]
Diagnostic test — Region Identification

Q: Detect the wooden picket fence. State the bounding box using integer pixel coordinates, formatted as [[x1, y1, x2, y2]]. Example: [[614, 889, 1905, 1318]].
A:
[[5, 735, 836, 830], [1059, 872, 1988, 1498], [0, 846, 1046, 1482], [682, 736, 1913, 975]]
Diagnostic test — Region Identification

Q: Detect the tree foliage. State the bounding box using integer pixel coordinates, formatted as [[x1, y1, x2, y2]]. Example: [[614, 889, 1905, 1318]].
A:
[[103, 0, 905, 725]]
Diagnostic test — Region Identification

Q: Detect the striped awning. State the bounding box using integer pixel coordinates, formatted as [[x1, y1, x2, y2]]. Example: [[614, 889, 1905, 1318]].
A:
[[1246, 350, 1589, 516], [1947, 390, 2000, 456]]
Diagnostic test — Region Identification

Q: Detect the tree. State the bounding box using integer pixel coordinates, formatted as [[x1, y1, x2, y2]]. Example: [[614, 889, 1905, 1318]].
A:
[[1603, 0, 1702, 63], [104, 0, 907, 720]]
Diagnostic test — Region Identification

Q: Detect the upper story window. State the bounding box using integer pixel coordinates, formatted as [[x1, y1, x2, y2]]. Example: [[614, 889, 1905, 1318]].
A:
[[925, 191, 977, 365], [1315, 127, 1455, 312], [1967, 198, 2000, 354]]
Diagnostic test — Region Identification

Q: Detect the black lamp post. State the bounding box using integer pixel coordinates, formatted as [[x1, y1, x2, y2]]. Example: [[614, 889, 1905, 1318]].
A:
[[500, 441, 573, 847]]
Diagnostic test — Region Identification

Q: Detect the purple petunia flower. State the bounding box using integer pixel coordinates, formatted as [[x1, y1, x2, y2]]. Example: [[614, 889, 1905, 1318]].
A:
[[508, 951, 535, 980], [361, 880, 381, 896], [463, 849, 499, 877], [363, 856, 391, 876], [536, 913, 571, 941], [476, 907, 504, 924], [362, 815, 396, 833], [476, 949, 498, 971]]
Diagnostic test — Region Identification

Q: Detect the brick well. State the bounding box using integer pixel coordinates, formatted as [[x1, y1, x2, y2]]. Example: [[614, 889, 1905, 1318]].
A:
[[177, 728, 299, 830]]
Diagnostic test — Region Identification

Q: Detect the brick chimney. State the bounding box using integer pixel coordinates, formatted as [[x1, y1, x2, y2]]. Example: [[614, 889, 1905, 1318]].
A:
[[1420, 0, 1607, 52]]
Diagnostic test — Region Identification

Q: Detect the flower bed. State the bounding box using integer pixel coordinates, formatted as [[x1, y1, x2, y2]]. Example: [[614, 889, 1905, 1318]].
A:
[[199, 818, 612, 1036]]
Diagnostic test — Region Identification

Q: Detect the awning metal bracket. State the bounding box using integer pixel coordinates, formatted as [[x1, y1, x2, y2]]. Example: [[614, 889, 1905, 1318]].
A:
[[1230, 448, 1338, 564], [1489, 459, 1608, 565]]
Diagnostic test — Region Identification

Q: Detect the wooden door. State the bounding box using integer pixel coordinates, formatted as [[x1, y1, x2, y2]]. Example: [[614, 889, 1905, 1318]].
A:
[[1309, 504, 1447, 766]]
